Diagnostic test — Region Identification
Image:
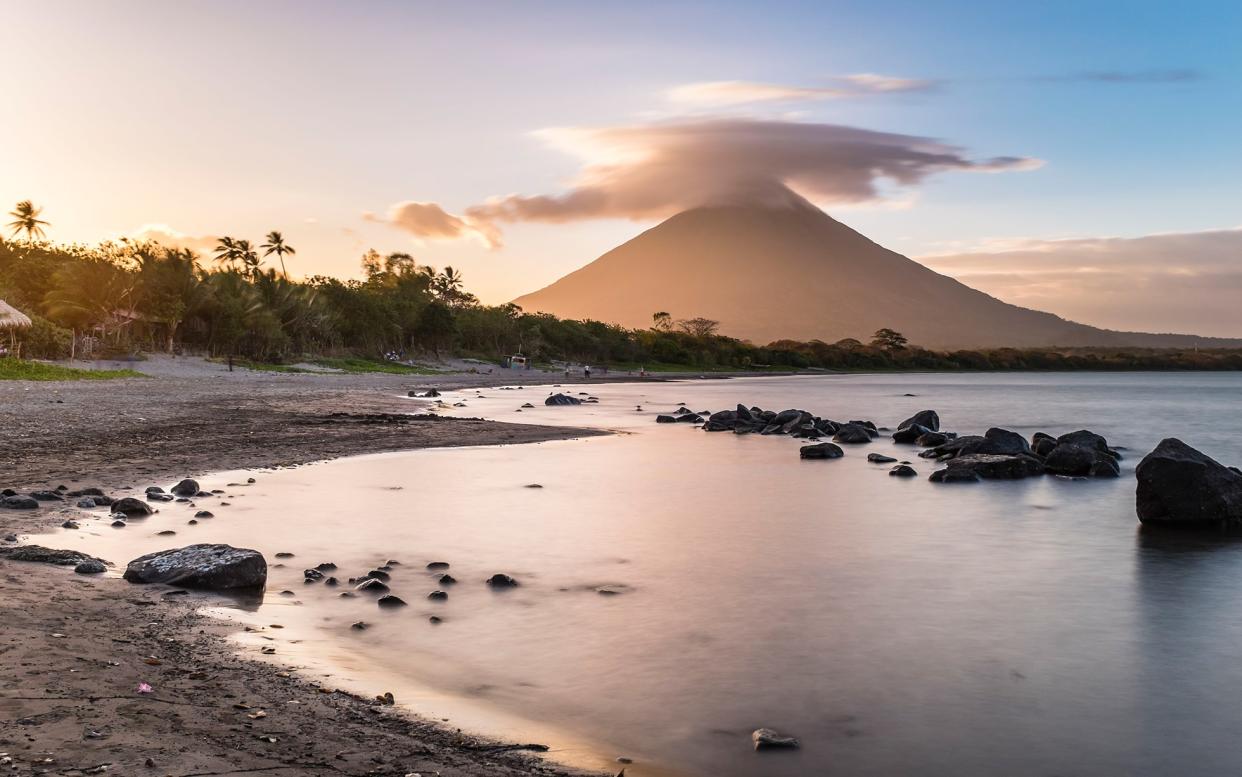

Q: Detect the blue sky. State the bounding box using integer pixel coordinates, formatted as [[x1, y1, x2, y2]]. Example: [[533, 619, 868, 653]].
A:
[[2, 0, 1239, 331]]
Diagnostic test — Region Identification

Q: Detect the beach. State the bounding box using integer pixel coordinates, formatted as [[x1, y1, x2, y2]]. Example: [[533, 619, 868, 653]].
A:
[[1, 361, 621, 777]]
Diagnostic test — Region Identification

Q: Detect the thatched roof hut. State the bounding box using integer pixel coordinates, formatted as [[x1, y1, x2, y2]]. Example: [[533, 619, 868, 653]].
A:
[[0, 299, 32, 330]]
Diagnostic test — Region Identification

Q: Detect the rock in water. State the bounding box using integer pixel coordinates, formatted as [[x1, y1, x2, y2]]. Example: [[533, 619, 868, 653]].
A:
[[111, 497, 153, 516], [0, 495, 39, 510], [800, 442, 844, 459], [170, 479, 200, 497], [123, 544, 267, 590], [892, 423, 933, 444], [890, 464, 919, 477], [833, 423, 873, 444], [487, 573, 519, 588], [377, 594, 407, 608], [1136, 438, 1242, 527], [545, 393, 582, 406], [752, 728, 800, 750], [867, 453, 898, 464], [0, 545, 105, 567], [931, 454, 1044, 482], [897, 410, 940, 432]]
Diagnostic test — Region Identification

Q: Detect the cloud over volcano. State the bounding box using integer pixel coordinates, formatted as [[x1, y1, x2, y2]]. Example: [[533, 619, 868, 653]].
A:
[[377, 118, 1041, 247]]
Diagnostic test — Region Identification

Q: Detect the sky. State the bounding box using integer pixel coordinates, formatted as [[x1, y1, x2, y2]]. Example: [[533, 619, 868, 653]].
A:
[[2, 0, 1240, 335]]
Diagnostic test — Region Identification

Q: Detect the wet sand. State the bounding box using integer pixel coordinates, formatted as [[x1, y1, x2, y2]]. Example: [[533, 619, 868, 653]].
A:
[[0, 368, 616, 776]]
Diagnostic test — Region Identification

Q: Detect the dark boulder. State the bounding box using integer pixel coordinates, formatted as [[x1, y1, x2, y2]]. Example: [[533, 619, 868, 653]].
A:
[[75, 559, 107, 574], [1136, 438, 1242, 527], [111, 497, 153, 516], [833, 423, 874, 444], [931, 454, 1044, 482], [898, 410, 940, 432], [771, 409, 803, 426], [655, 415, 677, 423], [674, 407, 694, 415], [800, 442, 844, 460], [867, 453, 898, 464], [427, 590, 448, 601], [355, 578, 390, 593], [545, 393, 581, 406], [377, 595, 407, 608], [674, 413, 703, 423], [0, 545, 105, 566], [736, 404, 754, 422], [1057, 430, 1112, 455], [1042, 444, 1096, 476], [487, 573, 519, 588], [915, 431, 950, 447], [889, 465, 919, 477], [30, 490, 64, 501], [752, 728, 800, 750], [981, 428, 1031, 456], [892, 424, 932, 444], [1, 495, 39, 510], [1031, 435, 1059, 457], [702, 420, 733, 432], [123, 544, 266, 590], [171, 479, 200, 497], [929, 468, 982, 483]]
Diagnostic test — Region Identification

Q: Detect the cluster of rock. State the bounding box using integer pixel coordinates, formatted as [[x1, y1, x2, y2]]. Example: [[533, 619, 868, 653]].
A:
[[298, 556, 520, 611], [917, 426, 1123, 483], [0, 485, 121, 511], [657, 403, 881, 445]]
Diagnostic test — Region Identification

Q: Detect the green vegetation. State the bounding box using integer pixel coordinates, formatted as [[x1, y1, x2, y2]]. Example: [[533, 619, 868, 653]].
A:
[[0, 357, 141, 381], [1, 201, 1241, 374]]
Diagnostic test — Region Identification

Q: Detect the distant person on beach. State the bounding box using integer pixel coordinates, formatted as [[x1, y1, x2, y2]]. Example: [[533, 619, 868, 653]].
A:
[[584, 365, 592, 379]]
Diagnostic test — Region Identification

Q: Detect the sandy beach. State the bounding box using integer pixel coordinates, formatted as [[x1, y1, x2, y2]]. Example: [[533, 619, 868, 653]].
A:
[[0, 361, 630, 776]]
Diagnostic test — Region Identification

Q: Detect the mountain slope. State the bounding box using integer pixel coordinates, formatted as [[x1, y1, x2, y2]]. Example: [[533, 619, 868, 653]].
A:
[[513, 202, 1242, 349]]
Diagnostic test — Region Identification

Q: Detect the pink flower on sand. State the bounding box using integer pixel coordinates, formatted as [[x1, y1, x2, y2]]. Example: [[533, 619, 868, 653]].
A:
[[137, 682, 153, 694]]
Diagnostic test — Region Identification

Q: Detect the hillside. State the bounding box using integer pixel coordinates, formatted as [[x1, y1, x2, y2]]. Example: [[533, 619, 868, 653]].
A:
[[513, 200, 1242, 349]]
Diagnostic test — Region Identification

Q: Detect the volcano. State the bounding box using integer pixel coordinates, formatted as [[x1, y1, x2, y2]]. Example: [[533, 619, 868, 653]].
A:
[[513, 200, 1242, 349]]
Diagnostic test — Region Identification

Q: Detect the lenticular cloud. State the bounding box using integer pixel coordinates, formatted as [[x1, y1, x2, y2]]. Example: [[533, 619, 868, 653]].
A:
[[381, 118, 1041, 248]]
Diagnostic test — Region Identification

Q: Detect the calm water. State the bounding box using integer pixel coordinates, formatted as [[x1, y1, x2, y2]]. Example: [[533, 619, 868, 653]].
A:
[[38, 373, 1242, 776]]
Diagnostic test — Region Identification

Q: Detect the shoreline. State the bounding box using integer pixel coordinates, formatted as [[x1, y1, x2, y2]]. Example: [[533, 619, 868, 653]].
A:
[[0, 369, 617, 776]]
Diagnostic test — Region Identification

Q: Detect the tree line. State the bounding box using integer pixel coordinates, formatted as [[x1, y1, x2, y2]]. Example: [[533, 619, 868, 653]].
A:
[[3, 202, 1242, 371]]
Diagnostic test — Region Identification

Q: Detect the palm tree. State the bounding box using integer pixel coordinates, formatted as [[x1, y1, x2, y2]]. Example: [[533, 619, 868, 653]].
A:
[[235, 239, 260, 277], [213, 236, 242, 269], [261, 231, 295, 278], [7, 200, 49, 241]]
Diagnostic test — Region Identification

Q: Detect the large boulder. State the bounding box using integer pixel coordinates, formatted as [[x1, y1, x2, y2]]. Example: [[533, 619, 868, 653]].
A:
[[123, 544, 267, 590], [800, 442, 844, 459], [1044, 444, 1120, 478], [0, 545, 106, 567], [892, 423, 932, 444], [833, 423, 874, 444], [1, 495, 39, 510], [930, 454, 1044, 482], [544, 393, 581, 406], [171, 478, 200, 497], [898, 410, 940, 432], [1136, 438, 1242, 527], [111, 497, 153, 516], [981, 428, 1031, 456]]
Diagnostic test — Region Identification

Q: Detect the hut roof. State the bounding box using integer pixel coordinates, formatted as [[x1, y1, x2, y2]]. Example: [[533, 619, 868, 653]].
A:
[[0, 299, 33, 329]]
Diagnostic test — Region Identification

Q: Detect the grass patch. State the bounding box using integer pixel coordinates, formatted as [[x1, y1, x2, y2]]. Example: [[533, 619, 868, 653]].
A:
[[0, 358, 143, 381]]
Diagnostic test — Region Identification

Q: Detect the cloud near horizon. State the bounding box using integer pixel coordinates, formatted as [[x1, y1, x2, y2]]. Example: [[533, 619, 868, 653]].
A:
[[126, 224, 218, 254], [921, 227, 1242, 338], [665, 73, 936, 106], [379, 118, 1040, 248]]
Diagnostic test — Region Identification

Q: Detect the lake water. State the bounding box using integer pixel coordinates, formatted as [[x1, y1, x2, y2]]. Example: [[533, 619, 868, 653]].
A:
[[38, 372, 1242, 776]]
